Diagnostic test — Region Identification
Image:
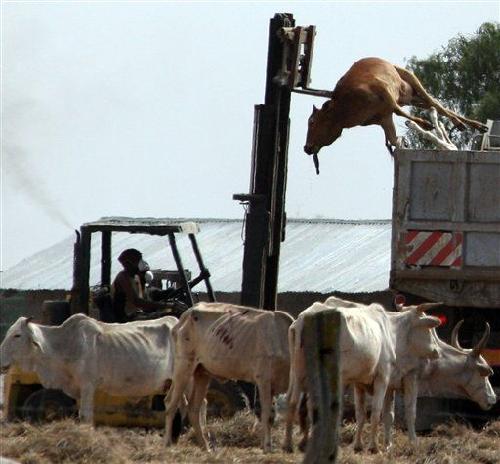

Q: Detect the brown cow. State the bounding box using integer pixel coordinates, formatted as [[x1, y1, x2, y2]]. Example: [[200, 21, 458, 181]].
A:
[[164, 302, 294, 453], [304, 57, 487, 169]]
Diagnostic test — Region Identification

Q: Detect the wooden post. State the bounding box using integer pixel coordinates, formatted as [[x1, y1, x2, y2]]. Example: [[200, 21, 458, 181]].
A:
[[302, 309, 342, 464]]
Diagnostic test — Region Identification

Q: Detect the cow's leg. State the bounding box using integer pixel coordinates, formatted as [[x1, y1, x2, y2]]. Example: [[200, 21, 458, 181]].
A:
[[187, 368, 211, 451], [298, 393, 310, 452], [377, 84, 434, 134], [79, 384, 95, 424], [283, 359, 302, 452], [392, 105, 434, 131], [353, 385, 366, 452], [380, 116, 401, 154], [382, 389, 396, 450], [164, 360, 195, 447], [395, 65, 487, 132], [403, 372, 419, 444], [368, 376, 389, 453], [256, 377, 273, 453]]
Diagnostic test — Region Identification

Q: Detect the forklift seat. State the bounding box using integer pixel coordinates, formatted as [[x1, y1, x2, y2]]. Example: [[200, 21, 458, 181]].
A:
[[93, 291, 127, 323]]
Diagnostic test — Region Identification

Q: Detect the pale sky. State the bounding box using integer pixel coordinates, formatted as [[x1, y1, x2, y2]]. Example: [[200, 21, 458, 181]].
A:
[[1, 0, 499, 272]]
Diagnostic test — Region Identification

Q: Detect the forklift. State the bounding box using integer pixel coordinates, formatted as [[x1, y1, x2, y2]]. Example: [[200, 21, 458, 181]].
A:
[[3, 217, 247, 429]]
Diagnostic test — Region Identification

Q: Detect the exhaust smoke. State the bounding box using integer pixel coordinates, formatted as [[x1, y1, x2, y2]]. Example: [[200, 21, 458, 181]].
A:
[[3, 145, 74, 230]]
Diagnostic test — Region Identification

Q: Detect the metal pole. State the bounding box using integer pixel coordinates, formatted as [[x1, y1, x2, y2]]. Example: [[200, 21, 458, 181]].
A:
[[101, 231, 112, 287], [188, 233, 216, 302], [234, 13, 294, 310], [168, 233, 194, 307]]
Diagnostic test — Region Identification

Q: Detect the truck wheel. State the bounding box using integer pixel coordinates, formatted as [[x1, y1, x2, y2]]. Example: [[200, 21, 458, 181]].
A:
[[206, 380, 248, 418], [21, 388, 77, 422]]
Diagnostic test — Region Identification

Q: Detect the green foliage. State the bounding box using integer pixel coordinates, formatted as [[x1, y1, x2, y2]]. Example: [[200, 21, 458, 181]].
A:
[[405, 22, 500, 149]]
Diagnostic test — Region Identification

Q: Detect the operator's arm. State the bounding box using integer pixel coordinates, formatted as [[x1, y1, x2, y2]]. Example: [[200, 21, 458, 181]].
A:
[[118, 273, 172, 313]]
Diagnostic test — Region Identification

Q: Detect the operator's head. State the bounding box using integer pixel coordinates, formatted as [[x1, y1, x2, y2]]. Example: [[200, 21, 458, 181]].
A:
[[118, 248, 149, 272]]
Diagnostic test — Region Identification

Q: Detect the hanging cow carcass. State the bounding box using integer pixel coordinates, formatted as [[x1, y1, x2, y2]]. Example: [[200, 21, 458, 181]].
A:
[[303, 57, 487, 173]]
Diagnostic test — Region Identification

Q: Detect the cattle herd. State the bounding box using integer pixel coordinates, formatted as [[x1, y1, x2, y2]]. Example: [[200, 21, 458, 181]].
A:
[[0, 298, 496, 456]]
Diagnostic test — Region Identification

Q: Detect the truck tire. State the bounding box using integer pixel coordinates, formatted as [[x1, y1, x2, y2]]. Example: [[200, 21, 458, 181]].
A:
[[206, 380, 248, 418], [21, 388, 77, 422]]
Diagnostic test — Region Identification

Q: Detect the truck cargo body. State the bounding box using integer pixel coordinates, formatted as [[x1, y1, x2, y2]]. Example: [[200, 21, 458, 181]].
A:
[[390, 149, 500, 399]]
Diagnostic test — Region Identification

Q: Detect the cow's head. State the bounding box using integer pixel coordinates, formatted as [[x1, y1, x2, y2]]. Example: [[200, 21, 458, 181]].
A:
[[304, 101, 343, 157], [450, 320, 496, 410], [405, 303, 442, 359], [0, 317, 43, 373]]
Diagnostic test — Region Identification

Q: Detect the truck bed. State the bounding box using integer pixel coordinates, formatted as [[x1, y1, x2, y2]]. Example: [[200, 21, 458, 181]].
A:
[[390, 149, 500, 308]]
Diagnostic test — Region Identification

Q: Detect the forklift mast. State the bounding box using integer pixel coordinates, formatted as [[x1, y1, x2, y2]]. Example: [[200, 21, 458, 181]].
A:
[[234, 13, 316, 310]]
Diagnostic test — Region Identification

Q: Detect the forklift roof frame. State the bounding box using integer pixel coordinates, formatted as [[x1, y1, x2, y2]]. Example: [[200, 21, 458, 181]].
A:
[[71, 217, 215, 314]]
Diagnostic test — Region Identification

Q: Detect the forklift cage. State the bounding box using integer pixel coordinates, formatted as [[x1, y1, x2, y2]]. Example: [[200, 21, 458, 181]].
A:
[[70, 217, 215, 315]]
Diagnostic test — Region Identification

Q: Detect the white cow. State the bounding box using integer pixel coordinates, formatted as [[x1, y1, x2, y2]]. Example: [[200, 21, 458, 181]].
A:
[[164, 302, 294, 453], [283, 298, 441, 453], [419, 321, 496, 406], [0, 314, 178, 424], [382, 319, 497, 449]]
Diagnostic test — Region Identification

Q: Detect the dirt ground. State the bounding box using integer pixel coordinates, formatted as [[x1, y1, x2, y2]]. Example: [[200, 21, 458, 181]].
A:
[[1, 412, 499, 464]]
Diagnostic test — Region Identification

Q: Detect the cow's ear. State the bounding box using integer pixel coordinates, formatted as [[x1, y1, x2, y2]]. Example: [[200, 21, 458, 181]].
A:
[[312, 105, 318, 113], [25, 324, 45, 353], [417, 315, 441, 329]]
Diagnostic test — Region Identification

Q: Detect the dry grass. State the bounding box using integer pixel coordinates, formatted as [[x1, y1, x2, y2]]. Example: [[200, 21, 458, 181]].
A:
[[1, 412, 499, 464]]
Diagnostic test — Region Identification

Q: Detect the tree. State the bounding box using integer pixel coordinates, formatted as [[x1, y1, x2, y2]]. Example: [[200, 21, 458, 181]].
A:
[[405, 22, 500, 149]]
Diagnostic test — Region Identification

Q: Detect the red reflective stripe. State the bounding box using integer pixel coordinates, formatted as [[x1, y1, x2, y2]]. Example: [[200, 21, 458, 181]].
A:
[[451, 256, 463, 267], [430, 234, 462, 265], [406, 231, 442, 264], [405, 230, 420, 244]]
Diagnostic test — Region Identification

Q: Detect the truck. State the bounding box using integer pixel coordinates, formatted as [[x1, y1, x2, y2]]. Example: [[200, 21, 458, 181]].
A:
[[390, 121, 500, 426], [2, 217, 247, 427]]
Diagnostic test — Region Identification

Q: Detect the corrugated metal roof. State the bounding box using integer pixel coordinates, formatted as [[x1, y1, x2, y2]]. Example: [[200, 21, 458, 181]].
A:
[[1, 218, 392, 293]]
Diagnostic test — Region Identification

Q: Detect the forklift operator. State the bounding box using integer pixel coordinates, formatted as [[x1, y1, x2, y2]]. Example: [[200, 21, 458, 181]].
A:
[[111, 248, 172, 321]]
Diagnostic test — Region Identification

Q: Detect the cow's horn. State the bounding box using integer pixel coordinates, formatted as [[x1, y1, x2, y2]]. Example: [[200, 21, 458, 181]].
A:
[[24, 316, 34, 325], [471, 322, 490, 357], [451, 320, 464, 350], [416, 302, 443, 313]]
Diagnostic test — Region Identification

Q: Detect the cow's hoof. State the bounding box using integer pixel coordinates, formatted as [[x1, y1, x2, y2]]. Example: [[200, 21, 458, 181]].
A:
[[282, 443, 293, 454], [298, 439, 308, 452], [368, 445, 380, 454], [353, 443, 363, 453], [262, 443, 272, 454]]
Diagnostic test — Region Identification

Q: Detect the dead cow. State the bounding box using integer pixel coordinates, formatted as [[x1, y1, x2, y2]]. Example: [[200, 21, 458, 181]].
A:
[[304, 57, 487, 169], [283, 298, 441, 453], [164, 302, 294, 453]]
